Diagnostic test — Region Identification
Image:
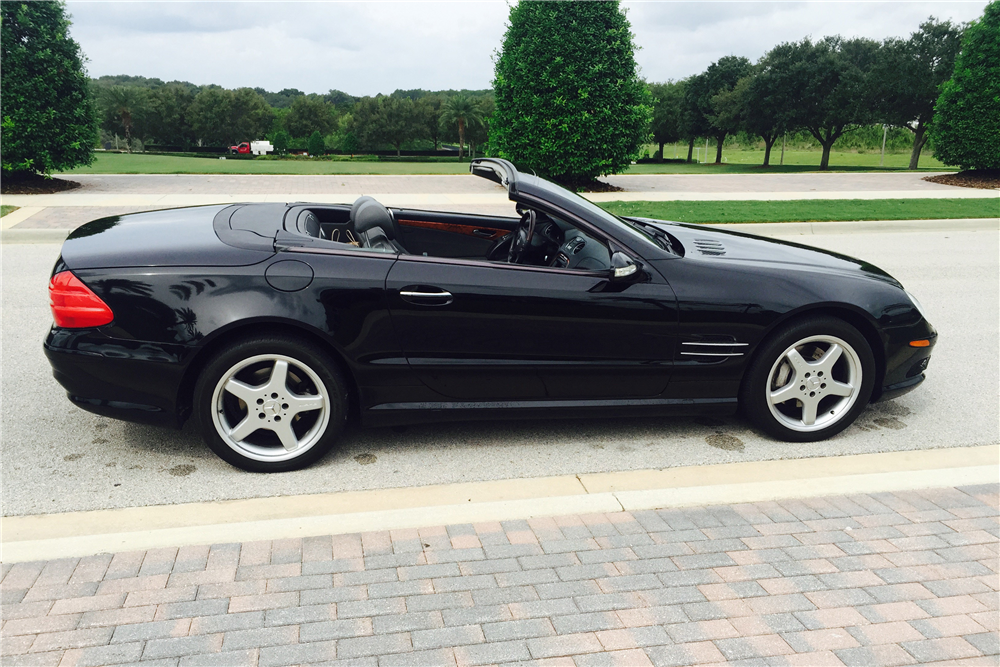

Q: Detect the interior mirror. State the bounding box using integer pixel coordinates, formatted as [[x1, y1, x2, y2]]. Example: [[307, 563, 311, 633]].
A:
[[610, 251, 640, 281]]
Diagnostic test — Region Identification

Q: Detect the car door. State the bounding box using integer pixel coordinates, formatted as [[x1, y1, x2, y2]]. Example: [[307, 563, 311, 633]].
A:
[[384, 255, 678, 402]]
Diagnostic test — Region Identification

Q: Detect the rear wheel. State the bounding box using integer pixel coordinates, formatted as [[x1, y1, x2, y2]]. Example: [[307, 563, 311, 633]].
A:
[[742, 317, 875, 442], [194, 335, 348, 472]]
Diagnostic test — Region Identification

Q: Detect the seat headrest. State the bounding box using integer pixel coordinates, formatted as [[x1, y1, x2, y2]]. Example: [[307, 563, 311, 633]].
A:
[[354, 200, 394, 239], [297, 210, 321, 238], [351, 196, 376, 223]]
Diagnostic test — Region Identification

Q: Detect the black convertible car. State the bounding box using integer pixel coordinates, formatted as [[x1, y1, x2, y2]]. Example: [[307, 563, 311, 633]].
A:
[[45, 159, 936, 471]]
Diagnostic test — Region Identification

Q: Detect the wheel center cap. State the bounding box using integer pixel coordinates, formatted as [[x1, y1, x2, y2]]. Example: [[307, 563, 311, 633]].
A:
[[805, 377, 821, 391], [263, 400, 280, 415]]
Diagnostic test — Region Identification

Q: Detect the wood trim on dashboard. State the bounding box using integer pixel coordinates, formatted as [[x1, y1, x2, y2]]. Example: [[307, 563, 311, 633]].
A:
[[397, 218, 510, 241]]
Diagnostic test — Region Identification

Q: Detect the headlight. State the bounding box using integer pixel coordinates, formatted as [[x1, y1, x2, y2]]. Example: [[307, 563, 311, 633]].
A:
[[905, 290, 930, 321]]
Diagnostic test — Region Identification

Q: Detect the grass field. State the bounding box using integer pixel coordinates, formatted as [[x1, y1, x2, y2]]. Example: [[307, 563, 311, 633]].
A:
[[600, 199, 1000, 224], [0, 205, 18, 218], [61, 149, 955, 176]]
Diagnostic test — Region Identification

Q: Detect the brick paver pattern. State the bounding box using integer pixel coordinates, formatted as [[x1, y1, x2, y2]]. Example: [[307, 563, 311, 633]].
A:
[[2, 485, 997, 666]]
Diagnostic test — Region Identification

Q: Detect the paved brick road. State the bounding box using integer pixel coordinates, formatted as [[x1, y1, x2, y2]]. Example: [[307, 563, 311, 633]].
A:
[[2, 485, 998, 666]]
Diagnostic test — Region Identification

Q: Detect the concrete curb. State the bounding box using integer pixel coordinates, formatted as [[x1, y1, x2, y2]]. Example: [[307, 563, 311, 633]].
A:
[[3, 444, 997, 562], [1, 218, 996, 245]]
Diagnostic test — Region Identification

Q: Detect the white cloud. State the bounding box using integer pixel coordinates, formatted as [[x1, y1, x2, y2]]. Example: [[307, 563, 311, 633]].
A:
[[66, 0, 988, 95]]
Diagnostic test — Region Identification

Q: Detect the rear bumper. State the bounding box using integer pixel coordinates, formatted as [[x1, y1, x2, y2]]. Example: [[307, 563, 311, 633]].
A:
[[44, 330, 188, 428]]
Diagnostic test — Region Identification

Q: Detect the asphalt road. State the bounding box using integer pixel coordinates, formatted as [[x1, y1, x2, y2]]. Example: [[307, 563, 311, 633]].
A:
[[2, 227, 997, 517]]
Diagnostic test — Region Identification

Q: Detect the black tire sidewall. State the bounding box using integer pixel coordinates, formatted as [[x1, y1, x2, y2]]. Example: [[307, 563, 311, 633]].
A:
[[742, 317, 876, 442], [194, 335, 348, 472]]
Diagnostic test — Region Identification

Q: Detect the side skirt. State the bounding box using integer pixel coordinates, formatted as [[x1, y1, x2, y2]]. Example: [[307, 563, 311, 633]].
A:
[[361, 397, 738, 427]]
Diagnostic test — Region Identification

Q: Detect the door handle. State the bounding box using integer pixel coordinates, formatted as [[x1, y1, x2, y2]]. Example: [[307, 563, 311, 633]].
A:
[[472, 229, 495, 238], [399, 287, 453, 306]]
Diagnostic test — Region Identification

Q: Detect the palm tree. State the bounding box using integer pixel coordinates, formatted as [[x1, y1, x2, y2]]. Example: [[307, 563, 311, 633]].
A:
[[101, 86, 147, 152], [440, 95, 483, 159]]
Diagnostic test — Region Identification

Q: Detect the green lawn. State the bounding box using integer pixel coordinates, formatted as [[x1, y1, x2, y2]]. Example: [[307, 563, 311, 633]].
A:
[[61, 149, 956, 176], [0, 205, 18, 218], [600, 199, 1000, 224]]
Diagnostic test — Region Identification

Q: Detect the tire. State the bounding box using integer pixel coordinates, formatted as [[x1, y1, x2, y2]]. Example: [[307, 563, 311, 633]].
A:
[[741, 316, 876, 442], [193, 335, 348, 472]]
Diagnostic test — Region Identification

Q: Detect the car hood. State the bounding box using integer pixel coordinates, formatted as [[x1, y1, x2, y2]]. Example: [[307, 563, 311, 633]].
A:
[[634, 218, 903, 288]]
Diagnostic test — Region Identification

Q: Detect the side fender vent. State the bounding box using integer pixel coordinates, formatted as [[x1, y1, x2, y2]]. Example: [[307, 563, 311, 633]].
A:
[[693, 238, 726, 256]]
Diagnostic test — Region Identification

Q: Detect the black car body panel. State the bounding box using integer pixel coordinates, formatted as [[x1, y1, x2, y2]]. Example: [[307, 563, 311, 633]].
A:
[[45, 158, 936, 433]]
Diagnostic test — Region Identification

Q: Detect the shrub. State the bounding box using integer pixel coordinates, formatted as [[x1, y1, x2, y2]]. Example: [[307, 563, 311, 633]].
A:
[[930, 1, 1000, 170], [490, 1, 650, 186], [1, 1, 98, 176]]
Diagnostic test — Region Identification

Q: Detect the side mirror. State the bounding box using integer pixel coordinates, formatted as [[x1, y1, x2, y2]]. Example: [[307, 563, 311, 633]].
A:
[[610, 251, 641, 282]]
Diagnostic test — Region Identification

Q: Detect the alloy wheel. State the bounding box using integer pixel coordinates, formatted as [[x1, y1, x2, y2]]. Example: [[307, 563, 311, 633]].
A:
[[210, 353, 330, 462], [765, 334, 862, 433]]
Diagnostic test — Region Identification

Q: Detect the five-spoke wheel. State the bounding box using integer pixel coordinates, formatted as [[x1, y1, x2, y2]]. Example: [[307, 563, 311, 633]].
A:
[[195, 336, 347, 471], [742, 317, 875, 442]]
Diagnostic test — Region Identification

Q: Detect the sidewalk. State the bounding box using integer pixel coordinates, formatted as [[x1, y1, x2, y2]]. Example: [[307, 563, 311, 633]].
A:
[[2, 484, 997, 666]]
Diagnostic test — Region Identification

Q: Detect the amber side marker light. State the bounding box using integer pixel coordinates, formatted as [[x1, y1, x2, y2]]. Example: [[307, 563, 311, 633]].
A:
[[49, 271, 114, 328], [909, 339, 932, 348]]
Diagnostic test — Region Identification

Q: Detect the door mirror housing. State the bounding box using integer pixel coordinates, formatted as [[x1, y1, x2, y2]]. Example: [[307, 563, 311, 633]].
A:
[[610, 251, 641, 282]]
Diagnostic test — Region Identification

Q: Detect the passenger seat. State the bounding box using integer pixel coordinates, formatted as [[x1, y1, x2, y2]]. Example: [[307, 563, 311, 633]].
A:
[[353, 200, 407, 253]]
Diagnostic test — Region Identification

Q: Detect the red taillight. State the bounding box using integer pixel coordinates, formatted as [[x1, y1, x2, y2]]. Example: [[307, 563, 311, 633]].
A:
[[49, 271, 114, 328]]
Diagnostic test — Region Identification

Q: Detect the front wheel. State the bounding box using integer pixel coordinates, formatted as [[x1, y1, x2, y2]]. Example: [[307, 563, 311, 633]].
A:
[[741, 317, 875, 442], [193, 336, 348, 472]]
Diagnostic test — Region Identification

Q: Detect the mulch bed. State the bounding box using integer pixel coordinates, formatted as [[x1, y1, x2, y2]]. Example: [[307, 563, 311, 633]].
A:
[[579, 180, 625, 193], [1, 173, 82, 194], [924, 169, 1000, 190]]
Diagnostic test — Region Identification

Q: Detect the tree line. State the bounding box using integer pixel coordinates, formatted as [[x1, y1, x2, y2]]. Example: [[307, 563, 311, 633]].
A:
[[90, 75, 495, 158], [2, 0, 996, 179], [647, 18, 966, 170]]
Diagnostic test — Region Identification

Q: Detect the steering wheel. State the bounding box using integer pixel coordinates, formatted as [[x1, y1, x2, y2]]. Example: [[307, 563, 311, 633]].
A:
[[507, 209, 536, 264]]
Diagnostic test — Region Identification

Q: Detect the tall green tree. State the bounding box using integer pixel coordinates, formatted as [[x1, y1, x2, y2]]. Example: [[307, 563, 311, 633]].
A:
[[930, 1, 1000, 171], [757, 37, 879, 170], [350, 96, 420, 156], [440, 95, 483, 158], [283, 95, 335, 139], [307, 131, 325, 156], [416, 95, 445, 150], [873, 19, 963, 169], [146, 84, 195, 148], [491, 1, 650, 185], [189, 87, 273, 146], [689, 56, 753, 163], [648, 81, 685, 161], [741, 67, 791, 167], [1, 0, 98, 176], [99, 86, 148, 152]]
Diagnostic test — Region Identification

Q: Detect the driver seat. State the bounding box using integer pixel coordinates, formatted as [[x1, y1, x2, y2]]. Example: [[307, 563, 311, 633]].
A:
[[353, 199, 407, 253]]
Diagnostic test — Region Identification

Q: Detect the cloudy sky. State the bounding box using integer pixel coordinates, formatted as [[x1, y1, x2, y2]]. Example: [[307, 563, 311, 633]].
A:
[[66, 1, 988, 96]]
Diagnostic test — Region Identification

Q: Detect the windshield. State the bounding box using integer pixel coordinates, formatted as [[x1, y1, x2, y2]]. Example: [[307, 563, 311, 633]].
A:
[[522, 176, 664, 253]]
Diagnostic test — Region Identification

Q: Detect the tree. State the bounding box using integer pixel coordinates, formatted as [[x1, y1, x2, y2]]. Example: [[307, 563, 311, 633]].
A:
[[1, 0, 98, 176], [271, 129, 290, 154], [146, 84, 195, 148], [350, 96, 420, 156], [440, 95, 483, 158], [100, 86, 148, 152], [873, 19, 962, 169], [284, 95, 335, 139], [690, 56, 753, 163], [189, 87, 273, 146], [756, 37, 879, 170], [466, 97, 494, 158], [679, 75, 707, 162], [416, 95, 444, 149], [307, 131, 325, 156], [930, 2, 1000, 171], [741, 66, 791, 167], [648, 81, 685, 160], [491, 1, 650, 185]]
